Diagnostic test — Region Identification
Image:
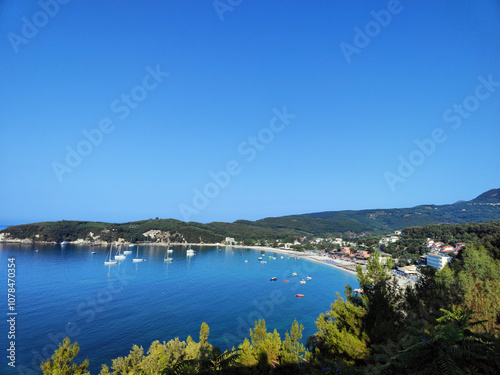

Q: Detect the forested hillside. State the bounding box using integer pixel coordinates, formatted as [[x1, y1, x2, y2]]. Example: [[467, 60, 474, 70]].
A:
[[1, 189, 498, 243]]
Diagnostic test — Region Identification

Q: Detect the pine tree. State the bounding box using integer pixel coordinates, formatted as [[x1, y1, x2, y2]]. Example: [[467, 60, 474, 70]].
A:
[[41, 337, 90, 375]]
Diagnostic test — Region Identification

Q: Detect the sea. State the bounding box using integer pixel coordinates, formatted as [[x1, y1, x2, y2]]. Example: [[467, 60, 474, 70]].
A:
[[0, 240, 358, 375]]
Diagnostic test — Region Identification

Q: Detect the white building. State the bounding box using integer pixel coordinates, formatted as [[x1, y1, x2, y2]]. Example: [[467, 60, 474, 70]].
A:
[[426, 253, 452, 269]]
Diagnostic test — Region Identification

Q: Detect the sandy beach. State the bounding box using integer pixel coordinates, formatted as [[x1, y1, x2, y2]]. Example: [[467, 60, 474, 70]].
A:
[[230, 245, 361, 277]]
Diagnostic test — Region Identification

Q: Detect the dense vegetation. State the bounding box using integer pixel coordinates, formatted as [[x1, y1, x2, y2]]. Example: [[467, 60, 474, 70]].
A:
[[378, 221, 500, 266], [42, 231, 500, 374], [2, 189, 499, 243]]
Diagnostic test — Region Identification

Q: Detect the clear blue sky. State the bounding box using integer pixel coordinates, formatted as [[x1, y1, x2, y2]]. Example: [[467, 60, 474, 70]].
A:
[[1, 0, 499, 225]]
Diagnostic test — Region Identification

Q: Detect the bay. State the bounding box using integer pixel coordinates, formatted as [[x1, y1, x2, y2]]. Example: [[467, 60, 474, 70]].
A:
[[0, 243, 358, 374]]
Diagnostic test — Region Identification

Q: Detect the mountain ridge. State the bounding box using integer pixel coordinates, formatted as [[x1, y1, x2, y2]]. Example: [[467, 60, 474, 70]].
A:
[[1, 188, 499, 243]]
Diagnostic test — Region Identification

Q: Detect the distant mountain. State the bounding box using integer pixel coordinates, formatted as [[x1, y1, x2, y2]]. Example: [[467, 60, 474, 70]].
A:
[[1, 189, 499, 243], [255, 188, 500, 236], [469, 188, 500, 203]]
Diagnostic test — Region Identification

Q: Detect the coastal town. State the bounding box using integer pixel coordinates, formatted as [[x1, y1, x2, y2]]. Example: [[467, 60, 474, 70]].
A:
[[1, 227, 465, 290]]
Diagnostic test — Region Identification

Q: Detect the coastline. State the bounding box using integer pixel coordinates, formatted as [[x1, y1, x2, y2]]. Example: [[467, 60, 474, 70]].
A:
[[0, 239, 361, 278], [233, 244, 361, 277]]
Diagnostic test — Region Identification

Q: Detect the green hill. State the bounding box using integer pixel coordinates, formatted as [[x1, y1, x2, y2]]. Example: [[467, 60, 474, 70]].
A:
[[1, 188, 499, 243]]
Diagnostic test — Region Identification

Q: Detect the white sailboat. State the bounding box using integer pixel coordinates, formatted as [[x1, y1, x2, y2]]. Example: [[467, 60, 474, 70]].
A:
[[133, 245, 144, 262], [164, 245, 173, 262], [186, 244, 195, 256], [104, 244, 117, 265], [115, 244, 126, 260], [123, 244, 133, 255]]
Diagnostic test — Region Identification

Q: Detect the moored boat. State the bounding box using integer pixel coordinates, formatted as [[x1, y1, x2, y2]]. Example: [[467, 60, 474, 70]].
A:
[[104, 245, 117, 265], [133, 246, 144, 262]]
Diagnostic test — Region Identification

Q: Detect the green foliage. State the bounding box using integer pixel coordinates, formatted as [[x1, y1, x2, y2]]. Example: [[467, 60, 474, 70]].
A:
[[458, 244, 500, 334], [381, 307, 500, 374], [237, 320, 282, 369], [4, 189, 498, 244], [41, 337, 90, 375], [280, 319, 306, 365], [308, 293, 370, 370]]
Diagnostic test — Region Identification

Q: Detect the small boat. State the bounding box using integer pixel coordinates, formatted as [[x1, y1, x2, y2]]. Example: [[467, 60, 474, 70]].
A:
[[295, 294, 305, 298], [270, 277, 277, 281], [244, 260, 248, 263], [306, 277, 312, 280], [300, 280, 306, 284], [283, 280, 289, 283], [104, 245, 117, 265], [258, 257, 262, 261], [61, 241, 67, 246], [133, 246, 144, 262], [91, 251, 96, 254], [115, 244, 126, 260], [292, 273, 297, 276]]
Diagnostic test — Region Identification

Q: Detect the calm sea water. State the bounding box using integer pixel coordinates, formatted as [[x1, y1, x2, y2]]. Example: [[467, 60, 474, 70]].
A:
[[0, 243, 358, 374]]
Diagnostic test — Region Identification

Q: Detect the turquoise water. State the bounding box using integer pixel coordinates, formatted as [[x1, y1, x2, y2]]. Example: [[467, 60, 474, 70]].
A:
[[0, 243, 358, 374]]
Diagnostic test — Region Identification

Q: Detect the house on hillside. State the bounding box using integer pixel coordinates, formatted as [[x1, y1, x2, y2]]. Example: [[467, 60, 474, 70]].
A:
[[356, 250, 371, 260], [432, 241, 444, 251], [440, 245, 454, 253], [425, 252, 452, 269]]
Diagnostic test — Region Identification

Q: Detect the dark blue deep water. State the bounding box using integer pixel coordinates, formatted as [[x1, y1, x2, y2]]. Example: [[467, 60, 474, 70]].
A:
[[0, 243, 358, 374]]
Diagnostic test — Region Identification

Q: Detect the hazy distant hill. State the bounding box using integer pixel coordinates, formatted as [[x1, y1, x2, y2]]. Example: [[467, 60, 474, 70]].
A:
[[256, 188, 500, 235], [1, 189, 499, 243]]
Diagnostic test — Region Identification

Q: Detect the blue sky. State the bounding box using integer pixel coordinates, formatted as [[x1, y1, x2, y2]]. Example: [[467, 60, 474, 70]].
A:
[[1, 0, 499, 225]]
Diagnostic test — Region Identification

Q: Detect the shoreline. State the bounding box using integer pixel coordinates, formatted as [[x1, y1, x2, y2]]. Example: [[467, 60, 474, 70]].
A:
[[1, 239, 361, 278], [233, 245, 361, 277]]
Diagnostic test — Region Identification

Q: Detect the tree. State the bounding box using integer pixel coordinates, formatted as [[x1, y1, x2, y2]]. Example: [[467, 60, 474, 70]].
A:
[[237, 320, 282, 369], [280, 319, 306, 365], [41, 337, 90, 375], [355, 251, 404, 345], [308, 293, 370, 371], [382, 307, 500, 374], [459, 244, 500, 334]]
